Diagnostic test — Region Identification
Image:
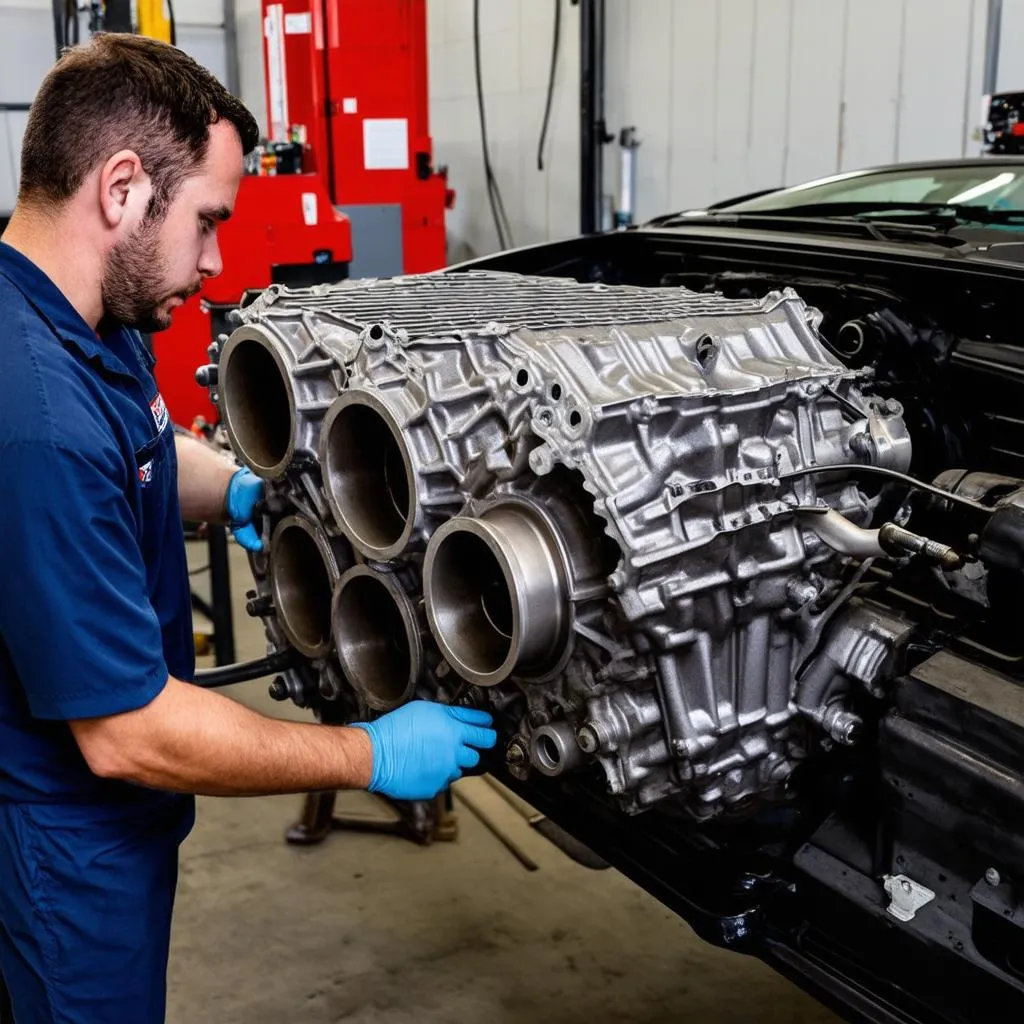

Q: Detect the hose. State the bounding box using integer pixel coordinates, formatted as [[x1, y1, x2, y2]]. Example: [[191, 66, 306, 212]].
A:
[[192, 649, 296, 688], [536, 0, 562, 170], [473, 0, 514, 250], [780, 464, 994, 514]]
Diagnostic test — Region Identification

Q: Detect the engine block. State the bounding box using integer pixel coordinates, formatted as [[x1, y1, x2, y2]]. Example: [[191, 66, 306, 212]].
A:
[[208, 270, 915, 819]]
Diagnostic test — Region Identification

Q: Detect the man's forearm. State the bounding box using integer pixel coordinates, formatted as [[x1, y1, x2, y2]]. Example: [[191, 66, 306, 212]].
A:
[[174, 433, 237, 524], [70, 676, 373, 796]]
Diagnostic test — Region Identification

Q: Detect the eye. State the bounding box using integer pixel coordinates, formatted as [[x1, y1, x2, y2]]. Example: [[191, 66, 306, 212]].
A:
[[199, 215, 215, 235]]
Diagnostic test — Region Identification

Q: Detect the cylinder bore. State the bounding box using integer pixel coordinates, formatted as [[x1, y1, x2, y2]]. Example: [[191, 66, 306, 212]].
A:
[[332, 566, 420, 711], [424, 505, 568, 687], [269, 516, 341, 659], [320, 391, 416, 560], [219, 330, 294, 478]]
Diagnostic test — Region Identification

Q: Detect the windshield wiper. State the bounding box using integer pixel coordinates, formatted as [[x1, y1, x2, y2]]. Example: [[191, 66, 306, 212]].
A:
[[720, 200, 1024, 226], [645, 209, 962, 246]]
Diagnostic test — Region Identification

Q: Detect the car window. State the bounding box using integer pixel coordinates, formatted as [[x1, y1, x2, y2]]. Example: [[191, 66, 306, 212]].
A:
[[723, 166, 1024, 213]]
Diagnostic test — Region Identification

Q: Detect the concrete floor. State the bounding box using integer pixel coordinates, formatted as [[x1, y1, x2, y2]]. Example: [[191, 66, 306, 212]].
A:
[[171, 542, 841, 1024]]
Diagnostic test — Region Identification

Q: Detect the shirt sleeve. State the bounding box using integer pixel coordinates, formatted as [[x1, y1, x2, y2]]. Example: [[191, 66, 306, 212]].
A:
[[0, 438, 169, 720]]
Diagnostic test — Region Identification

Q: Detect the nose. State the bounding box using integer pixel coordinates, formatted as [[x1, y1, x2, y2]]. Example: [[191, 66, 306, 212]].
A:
[[198, 234, 223, 279]]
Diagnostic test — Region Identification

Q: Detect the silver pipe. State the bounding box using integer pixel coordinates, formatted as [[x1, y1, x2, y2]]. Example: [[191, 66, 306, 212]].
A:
[[331, 565, 421, 711], [319, 390, 417, 561], [798, 509, 885, 559], [423, 505, 568, 687], [985, 0, 1003, 96], [269, 515, 345, 659], [223, 0, 241, 100], [615, 127, 640, 228], [218, 328, 297, 479], [799, 510, 963, 569]]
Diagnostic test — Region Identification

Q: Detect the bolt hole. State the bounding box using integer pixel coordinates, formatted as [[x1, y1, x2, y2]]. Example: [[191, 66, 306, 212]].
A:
[[550, 383, 562, 401], [569, 410, 582, 428], [369, 324, 384, 341], [516, 368, 530, 387], [695, 335, 716, 366], [537, 409, 553, 426]]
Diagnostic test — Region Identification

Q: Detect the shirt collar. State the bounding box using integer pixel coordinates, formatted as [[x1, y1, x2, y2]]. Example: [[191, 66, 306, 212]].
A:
[[0, 241, 150, 379]]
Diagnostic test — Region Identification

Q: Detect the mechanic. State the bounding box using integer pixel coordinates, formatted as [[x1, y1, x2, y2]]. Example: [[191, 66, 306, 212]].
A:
[[0, 33, 496, 1024]]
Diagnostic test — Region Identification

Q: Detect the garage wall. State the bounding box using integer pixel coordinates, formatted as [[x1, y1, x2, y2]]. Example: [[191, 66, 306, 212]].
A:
[[998, 0, 1024, 91], [426, 0, 581, 263], [428, 0, 1002, 260], [0, 0, 229, 214], [603, 0, 991, 223]]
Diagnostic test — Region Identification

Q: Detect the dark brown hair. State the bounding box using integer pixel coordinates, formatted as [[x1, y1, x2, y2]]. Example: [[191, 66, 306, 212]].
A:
[[19, 33, 260, 216]]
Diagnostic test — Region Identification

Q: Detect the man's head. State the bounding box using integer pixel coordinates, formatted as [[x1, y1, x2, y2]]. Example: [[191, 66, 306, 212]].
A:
[[19, 33, 259, 331]]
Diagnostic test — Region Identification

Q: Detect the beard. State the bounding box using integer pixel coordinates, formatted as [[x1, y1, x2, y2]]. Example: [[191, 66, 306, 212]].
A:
[[101, 217, 201, 333]]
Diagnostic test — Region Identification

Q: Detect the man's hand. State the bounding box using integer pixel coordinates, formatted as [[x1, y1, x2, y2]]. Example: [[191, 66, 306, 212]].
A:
[[354, 702, 497, 800], [225, 467, 265, 552]]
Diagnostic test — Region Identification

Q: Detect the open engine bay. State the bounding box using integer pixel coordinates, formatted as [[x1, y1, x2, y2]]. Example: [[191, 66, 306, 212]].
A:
[[202, 224, 1024, 1023]]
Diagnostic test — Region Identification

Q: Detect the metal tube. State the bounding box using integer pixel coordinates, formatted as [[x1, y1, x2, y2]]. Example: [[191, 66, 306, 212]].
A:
[[615, 127, 639, 228], [985, 0, 1003, 96], [799, 510, 963, 569], [207, 524, 236, 666], [331, 565, 420, 711], [319, 390, 417, 560], [424, 506, 567, 687], [218, 331, 296, 478], [798, 510, 885, 559], [579, 0, 607, 234], [223, 0, 241, 99], [269, 516, 342, 659]]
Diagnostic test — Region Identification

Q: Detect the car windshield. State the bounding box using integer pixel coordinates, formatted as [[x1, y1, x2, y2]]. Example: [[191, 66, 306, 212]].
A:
[[720, 164, 1024, 215]]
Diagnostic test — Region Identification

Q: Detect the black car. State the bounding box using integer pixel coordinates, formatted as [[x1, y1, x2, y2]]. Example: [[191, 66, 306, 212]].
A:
[[453, 157, 1024, 1024]]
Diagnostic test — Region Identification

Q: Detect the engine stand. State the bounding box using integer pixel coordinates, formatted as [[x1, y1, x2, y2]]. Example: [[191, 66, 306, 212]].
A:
[[284, 789, 458, 847]]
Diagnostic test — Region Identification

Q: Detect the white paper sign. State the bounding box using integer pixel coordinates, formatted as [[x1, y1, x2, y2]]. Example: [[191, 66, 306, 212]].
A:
[[285, 12, 312, 34], [362, 118, 409, 170], [301, 192, 318, 226], [342, 97, 358, 114]]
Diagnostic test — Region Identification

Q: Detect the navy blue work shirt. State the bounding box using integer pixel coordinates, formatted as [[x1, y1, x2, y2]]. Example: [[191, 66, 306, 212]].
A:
[[0, 241, 195, 806]]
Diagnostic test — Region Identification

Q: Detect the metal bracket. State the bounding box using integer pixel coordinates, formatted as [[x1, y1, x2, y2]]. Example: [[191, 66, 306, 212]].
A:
[[883, 874, 936, 922]]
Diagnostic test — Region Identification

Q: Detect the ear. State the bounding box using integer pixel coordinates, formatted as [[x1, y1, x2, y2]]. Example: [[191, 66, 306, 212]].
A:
[[98, 149, 152, 230]]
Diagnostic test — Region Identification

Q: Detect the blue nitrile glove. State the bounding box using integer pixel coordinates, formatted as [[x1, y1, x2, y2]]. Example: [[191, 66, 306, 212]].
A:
[[225, 467, 265, 552], [353, 702, 497, 801]]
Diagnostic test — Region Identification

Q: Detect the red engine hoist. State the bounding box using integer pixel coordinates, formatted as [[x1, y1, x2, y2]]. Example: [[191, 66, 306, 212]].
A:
[[153, 0, 453, 432]]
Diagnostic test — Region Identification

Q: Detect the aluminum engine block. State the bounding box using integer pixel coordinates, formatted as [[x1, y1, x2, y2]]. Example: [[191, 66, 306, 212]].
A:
[[207, 270, 915, 819]]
